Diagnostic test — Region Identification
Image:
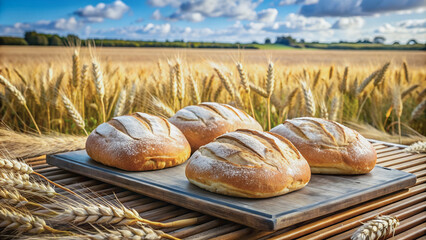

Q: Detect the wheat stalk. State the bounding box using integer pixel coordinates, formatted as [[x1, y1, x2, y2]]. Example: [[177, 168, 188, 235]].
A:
[[312, 70, 321, 88], [401, 84, 419, 99], [0, 172, 56, 198], [237, 62, 255, 117], [61, 93, 88, 136], [0, 207, 60, 234], [329, 95, 340, 121], [373, 62, 390, 86], [351, 215, 399, 240], [188, 73, 201, 104], [92, 60, 106, 123], [0, 75, 41, 135], [168, 61, 177, 106], [214, 66, 235, 99], [328, 65, 334, 79], [175, 60, 185, 104], [0, 158, 33, 176], [339, 66, 348, 93], [402, 61, 409, 83], [404, 141, 426, 153], [0, 188, 30, 208], [301, 81, 316, 117], [356, 70, 378, 96], [249, 82, 268, 98], [151, 97, 175, 118], [72, 50, 80, 89], [319, 100, 329, 119], [80, 64, 88, 91], [266, 61, 275, 130], [410, 99, 426, 120], [113, 89, 127, 117], [392, 87, 403, 143]]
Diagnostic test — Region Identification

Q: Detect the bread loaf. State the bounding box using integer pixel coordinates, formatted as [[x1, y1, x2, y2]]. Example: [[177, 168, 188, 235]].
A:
[[185, 129, 311, 198], [270, 117, 376, 174], [169, 102, 263, 152], [86, 112, 191, 171]]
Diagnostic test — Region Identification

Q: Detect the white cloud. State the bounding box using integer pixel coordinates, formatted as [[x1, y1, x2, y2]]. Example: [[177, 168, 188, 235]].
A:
[[332, 17, 365, 29], [152, 9, 162, 20], [160, 0, 262, 22], [299, 0, 426, 17], [270, 13, 331, 32], [147, 0, 180, 7], [257, 8, 278, 23], [0, 17, 85, 35], [279, 0, 318, 6], [397, 19, 426, 29], [74, 0, 130, 22]]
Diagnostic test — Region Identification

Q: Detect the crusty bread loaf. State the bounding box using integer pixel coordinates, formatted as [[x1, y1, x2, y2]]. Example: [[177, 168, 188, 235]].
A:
[[270, 117, 376, 174], [185, 129, 311, 198], [169, 102, 263, 152], [86, 112, 191, 171]]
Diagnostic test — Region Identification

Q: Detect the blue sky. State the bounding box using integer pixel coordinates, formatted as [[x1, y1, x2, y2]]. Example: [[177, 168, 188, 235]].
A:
[[0, 0, 425, 43]]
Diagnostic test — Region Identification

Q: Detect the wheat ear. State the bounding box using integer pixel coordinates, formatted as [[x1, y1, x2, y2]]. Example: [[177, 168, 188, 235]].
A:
[[301, 81, 316, 117], [339, 66, 348, 93], [51, 202, 199, 229], [188, 73, 201, 104], [175, 60, 185, 105], [401, 84, 419, 99], [404, 141, 426, 153], [373, 62, 390, 86], [168, 61, 177, 106], [356, 70, 378, 96], [410, 99, 426, 120], [0, 75, 41, 135], [329, 95, 340, 121], [312, 70, 321, 88], [113, 89, 127, 117], [0, 188, 32, 208], [151, 97, 175, 118], [392, 87, 403, 144], [402, 61, 409, 83], [328, 65, 334, 79], [61, 93, 88, 136], [92, 60, 106, 123], [0, 207, 68, 235], [85, 223, 175, 240], [214, 67, 235, 99], [249, 82, 268, 98], [0, 158, 33, 176], [351, 215, 399, 240], [72, 50, 81, 89], [0, 172, 56, 198], [237, 63, 255, 118], [266, 61, 275, 130]]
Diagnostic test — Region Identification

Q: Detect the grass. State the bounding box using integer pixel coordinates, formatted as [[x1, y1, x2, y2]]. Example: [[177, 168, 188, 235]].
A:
[[0, 46, 425, 144]]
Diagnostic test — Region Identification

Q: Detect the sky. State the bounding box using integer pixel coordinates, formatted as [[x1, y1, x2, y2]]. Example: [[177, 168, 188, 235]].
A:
[[0, 0, 425, 44]]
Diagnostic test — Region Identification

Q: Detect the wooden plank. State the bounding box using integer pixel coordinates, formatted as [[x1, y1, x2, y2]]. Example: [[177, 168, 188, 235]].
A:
[[325, 201, 426, 240], [296, 193, 426, 240], [258, 184, 425, 240], [47, 150, 417, 231]]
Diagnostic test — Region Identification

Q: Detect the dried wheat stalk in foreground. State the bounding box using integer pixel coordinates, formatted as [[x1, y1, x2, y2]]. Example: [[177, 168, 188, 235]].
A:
[[351, 215, 399, 240], [0, 172, 56, 197], [0, 207, 62, 235], [404, 141, 426, 153], [0, 128, 86, 159], [0, 188, 30, 208], [0, 158, 33, 175]]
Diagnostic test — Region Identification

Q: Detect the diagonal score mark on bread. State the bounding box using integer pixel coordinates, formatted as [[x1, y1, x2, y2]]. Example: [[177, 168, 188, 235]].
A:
[[300, 117, 339, 146], [198, 102, 229, 120]]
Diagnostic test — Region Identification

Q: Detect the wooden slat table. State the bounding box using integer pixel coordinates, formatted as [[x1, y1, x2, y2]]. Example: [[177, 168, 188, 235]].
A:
[[25, 140, 426, 240]]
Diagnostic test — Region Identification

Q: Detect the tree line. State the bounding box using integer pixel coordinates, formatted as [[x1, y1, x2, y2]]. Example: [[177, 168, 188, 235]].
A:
[[0, 31, 257, 49]]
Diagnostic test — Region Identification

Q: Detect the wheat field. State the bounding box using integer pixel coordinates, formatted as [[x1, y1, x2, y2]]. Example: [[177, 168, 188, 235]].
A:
[[0, 46, 425, 144]]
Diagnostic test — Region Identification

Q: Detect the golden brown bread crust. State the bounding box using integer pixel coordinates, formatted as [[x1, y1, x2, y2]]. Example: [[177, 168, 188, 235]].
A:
[[185, 129, 311, 198], [169, 102, 263, 152], [270, 117, 377, 174], [86, 112, 191, 171]]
